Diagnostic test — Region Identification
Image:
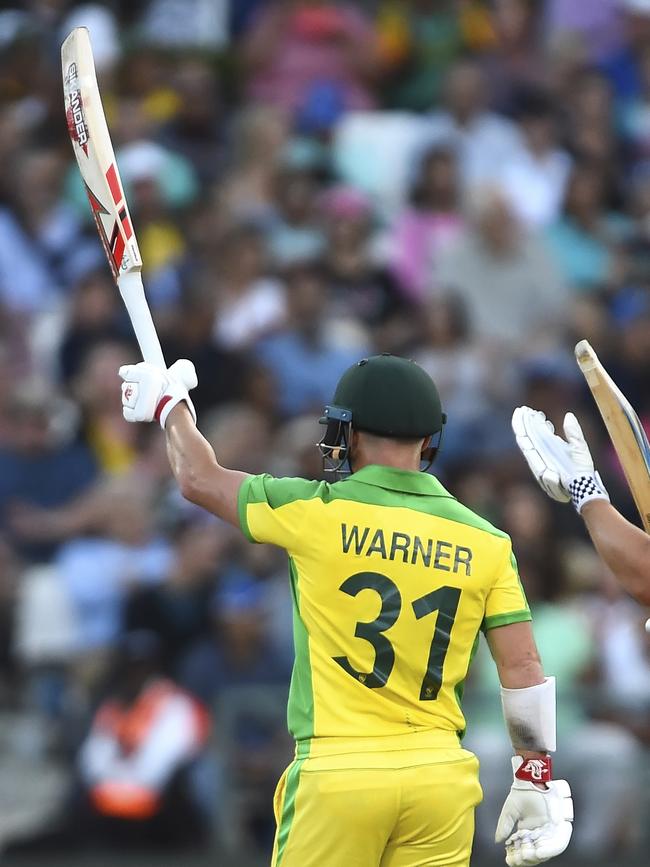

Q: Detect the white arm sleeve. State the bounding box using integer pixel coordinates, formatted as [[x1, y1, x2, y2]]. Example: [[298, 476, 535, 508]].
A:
[[500, 676, 557, 753]]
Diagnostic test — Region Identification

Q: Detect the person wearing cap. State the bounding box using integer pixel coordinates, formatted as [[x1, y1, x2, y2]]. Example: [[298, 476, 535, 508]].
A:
[[119, 353, 572, 867]]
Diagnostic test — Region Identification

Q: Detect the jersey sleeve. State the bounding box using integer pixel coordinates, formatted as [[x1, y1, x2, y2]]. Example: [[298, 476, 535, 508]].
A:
[[483, 539, 531, 631], [237, 473, 324, 552]]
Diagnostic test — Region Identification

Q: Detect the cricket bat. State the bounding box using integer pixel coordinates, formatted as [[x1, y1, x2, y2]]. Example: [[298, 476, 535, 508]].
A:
[[61, 27, 165, 370], [575, 339, 650, 532]]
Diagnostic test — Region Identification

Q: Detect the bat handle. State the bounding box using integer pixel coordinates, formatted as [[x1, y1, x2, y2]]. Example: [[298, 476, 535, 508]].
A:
[[117, 271, 166, 369]]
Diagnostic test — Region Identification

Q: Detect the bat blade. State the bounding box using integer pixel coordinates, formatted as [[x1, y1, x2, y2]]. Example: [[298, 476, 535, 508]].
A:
[[575, 339, 650, 531], [61, 27, 140, 279], [61, 27, 164, 368]]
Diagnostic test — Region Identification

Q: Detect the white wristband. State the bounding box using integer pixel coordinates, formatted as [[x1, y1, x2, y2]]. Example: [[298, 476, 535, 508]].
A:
[[500, 676, 556, 753]]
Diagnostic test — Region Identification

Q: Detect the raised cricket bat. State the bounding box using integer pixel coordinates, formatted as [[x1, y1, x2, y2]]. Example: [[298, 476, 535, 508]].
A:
[[61, 27, 165, 369], [575, 339, 650, 532]]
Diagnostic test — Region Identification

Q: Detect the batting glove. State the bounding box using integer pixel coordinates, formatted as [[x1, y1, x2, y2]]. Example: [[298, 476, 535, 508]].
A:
[[496, 756, 573, 867], [512, 406, 609, 514], [119, 359, 198, 429]]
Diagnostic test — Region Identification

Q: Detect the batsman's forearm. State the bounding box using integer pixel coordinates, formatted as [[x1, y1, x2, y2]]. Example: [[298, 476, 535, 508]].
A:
[[164, 405, 247, 526], [165, 405, 218, 494], [581, 500, 650, 604]]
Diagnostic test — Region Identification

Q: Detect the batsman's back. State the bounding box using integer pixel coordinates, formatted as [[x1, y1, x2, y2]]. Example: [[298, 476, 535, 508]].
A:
[[238, 465, 530, 750]]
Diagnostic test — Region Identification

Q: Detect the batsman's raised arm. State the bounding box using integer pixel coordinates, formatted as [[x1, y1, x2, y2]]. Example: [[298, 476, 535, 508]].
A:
[[512, 406, 650, 605], [119, 360, 247, 527]]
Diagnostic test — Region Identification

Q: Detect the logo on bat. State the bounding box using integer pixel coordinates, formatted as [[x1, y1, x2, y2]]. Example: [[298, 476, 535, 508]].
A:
[[64, 62, 89, 155]]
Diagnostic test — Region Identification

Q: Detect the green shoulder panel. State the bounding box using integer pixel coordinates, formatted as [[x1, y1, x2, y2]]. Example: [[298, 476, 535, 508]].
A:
[[242, 474, 327, 508], [238, 470, 512, 547], [237, 474, 328, 542], [327, 476, 511, 541]]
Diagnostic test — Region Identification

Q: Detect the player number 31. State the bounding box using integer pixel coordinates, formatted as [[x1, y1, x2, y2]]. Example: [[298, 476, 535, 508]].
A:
[[332, 572, 461, 701]]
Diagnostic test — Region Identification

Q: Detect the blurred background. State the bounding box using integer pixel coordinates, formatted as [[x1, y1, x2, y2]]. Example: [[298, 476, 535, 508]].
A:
[[1, 1, 650, 865]]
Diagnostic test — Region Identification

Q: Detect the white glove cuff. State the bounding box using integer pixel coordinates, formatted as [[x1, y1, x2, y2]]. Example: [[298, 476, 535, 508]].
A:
[[500, 676, 556, 753], [568, 471, 609, 514], [156, 390, 196, 429]]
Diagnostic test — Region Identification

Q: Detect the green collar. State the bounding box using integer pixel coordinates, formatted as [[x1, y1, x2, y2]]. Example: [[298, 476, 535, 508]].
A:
[[347, 465, 455, 498]]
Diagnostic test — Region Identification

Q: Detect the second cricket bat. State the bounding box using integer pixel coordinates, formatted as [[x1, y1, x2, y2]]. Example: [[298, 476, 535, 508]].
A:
[[576, 339, 650, 531]]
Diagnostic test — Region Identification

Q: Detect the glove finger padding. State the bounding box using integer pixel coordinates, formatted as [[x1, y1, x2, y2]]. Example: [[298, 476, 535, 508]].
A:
[[168, 358, 198, 391], [121, 376, 160, 422], [563, 412, 596, 474], [118, 363, 149, 383], [511, 407, 571, 503], [505, 821, 573, 866]]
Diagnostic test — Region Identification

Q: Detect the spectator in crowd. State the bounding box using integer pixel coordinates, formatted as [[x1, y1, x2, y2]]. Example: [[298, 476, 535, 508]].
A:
[[544, 161, 628, 293], [0, 381, 97, 563], [497, 88, 572, 228], [78, 630, 212, 849], [436, 185, 568, 344], [125, 518, 230, 671], [220, 105, 289, 223], [423, 58, 523, 188], [0, 148, 94, 314], [267, 144, 328, 265], [481, 0, 549, 112], [618, 43, 650, 161], [55, 480, 171, 687], [601, 0, 650, 99], [156, 58, 226, 185], [378, 0, 465, 111], [5, 631, 212, 853], [255, 262, 367, 416], [319, 184, 403, 326], [387, 143, 465, 302], [584, 554, 650, 726], [241, 0, 381, 117], [211, 222, 287, 351], [563, 69, 623, 201], [58, 267, 126, 385], [161, 287, 251, 418], [414, 293, 510, 462], [180, 576, 291, 706], [544, 0, 623, 65]]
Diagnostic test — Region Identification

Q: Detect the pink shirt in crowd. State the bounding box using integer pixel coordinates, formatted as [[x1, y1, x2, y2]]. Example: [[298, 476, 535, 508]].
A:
[[389, 209, 465, 303], [246, 5, 376, 114]]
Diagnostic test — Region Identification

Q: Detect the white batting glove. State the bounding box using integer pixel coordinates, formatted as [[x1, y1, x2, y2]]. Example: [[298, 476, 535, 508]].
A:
[[119, 359, 198, 429], [496, 756, 573, 867], [512, 406, 609, 514]]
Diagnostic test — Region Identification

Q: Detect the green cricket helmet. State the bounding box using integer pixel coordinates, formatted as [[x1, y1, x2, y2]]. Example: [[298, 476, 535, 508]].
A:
[[318, 354, 446, 473]]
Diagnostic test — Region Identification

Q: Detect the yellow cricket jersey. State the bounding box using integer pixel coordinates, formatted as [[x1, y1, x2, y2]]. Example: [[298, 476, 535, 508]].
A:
[[237, 465, 530, 753]]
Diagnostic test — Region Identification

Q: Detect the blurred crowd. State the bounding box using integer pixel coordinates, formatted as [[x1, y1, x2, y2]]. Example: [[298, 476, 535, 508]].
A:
[[1, 0, 650, 861]]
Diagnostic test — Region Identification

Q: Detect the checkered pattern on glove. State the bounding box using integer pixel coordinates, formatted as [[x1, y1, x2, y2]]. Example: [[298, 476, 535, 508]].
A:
[[568, 472, 610, 514]]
